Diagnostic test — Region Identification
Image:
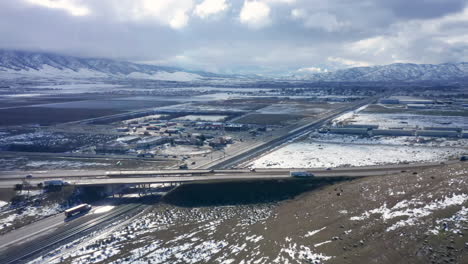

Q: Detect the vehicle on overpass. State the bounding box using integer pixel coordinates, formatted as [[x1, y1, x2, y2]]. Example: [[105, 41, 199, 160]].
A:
[[64, 204, 92, 218], [43, 180, 68, 187], [290, 171, 315, 178]]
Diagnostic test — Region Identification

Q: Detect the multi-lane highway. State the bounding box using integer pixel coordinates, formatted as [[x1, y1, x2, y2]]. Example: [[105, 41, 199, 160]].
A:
[[0, 202, 144, 264]]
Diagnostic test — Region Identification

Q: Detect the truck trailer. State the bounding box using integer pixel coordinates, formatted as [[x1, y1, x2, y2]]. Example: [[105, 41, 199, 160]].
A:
[[43, 180, 68, 187], [64, 204, 92, 218], [290, 171, 315, 178]]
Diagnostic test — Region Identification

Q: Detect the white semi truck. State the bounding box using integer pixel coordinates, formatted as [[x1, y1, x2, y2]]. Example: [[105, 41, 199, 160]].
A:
[[64, 204, 92, 218]]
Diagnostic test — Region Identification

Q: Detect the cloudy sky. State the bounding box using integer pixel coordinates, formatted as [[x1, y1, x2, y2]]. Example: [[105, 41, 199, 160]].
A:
[[1, 0, 468, 74]]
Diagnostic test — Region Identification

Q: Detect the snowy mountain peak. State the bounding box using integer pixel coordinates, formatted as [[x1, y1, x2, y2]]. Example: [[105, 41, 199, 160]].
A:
[[2, 50, 467, 82], [0, 50, 209, 81], [294, 62, 468, 82]]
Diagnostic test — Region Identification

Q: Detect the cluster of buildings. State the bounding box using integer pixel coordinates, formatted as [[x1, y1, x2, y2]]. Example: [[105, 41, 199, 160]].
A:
[[379, 96, 467, 110], [322, 96, 467, 138], [379, 97, 435, 105], [96, 117, 239, 155], [324, 124, 468, 138]]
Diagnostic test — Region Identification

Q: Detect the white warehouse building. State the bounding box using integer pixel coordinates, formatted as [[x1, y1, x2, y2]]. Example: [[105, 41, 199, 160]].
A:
[[417, 130, 459, 138]]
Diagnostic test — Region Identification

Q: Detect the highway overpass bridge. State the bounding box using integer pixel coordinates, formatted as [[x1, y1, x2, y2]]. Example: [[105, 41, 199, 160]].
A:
[[0, 161, 450, 188]]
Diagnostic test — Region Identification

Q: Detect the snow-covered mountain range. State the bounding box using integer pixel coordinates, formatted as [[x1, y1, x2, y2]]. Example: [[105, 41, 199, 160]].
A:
[[293, 62, 468, 82], [0, 50, 218, 82], [1, 49, 468, 82]]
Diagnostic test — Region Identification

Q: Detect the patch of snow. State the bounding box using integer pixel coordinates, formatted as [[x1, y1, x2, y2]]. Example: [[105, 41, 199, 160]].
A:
[[93, 205, 114, 214], [160, 145, 212, 156], [17, 190, 43, 196], [313, 240, 332, 248], [349, 194, 468, 232], [246, 235, 264, 243], [273, 241, 332, 263], [304, 227, 326, 238], [431, 206, 468, 234]]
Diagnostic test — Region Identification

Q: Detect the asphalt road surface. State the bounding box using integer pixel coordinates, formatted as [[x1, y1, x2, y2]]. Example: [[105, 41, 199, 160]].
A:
[[0, 201, 145, 264]]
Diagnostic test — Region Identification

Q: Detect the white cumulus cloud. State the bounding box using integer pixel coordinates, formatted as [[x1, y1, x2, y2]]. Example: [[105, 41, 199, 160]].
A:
[[328, 57, 371, 67], [194, 0, 229, 18], [239, 0, 271, 29], [108, 0, 194, 29], [170, 9, 190, 29], [25, 0, 90, 16]]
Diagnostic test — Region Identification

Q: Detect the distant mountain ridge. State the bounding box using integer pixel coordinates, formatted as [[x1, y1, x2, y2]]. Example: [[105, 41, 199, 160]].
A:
[[1, 49, 468, 82], [293, 62, 468, 82], [0, 50, 222, 81]]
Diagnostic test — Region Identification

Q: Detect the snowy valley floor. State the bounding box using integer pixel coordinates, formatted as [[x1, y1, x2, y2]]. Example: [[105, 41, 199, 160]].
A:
[[251, 133, 468, 168], [27, 161, 468, 264]]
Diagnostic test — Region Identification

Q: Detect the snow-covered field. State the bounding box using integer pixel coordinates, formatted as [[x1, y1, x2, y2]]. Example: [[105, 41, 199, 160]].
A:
[[0, 157, 115, 170], [252, 130, 468, 168], [251, 141, 466, 168], [29, 205, 291, 264], [127, 71, 202, 82], [256, 104, 325, 115], [173, 115, 228, 122], [154, 103, 248, 113], [0, 131, 61, 145], [160, 145, 212, 156], [31, 203, 333, 264], [26, 160, 111, 169], [0, 195, 62, 232], [338, 112, 468, 129], [123, 114, 166, 124], [309, 132, 468, 148], [33, 83, 126, 92], [331, 104, 368, 125]]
